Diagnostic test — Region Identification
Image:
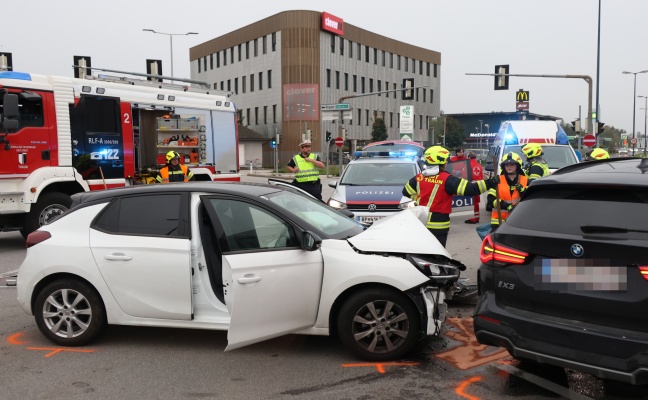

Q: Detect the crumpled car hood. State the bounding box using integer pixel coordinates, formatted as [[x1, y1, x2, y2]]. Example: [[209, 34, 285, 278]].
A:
[[347, 207, 450, 257]]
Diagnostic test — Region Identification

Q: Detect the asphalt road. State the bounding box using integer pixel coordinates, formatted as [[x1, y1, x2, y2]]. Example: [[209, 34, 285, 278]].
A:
[[1, 174, 645, 399]]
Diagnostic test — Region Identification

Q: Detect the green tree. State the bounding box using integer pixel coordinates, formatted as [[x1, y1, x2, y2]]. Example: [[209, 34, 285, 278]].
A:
[[370, 118, 388, 142], [443, 117, 466, 149]]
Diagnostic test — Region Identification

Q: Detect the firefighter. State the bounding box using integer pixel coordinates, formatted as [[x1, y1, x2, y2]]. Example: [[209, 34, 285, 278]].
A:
[[286, 140, 325, 201], [464, 151, 483, 224], [156, 151, 194, 183], [403, 146, 499, 247], [487, 152, 528, 233], [521, 143, 549, 181], [584, 148, 610, 161]]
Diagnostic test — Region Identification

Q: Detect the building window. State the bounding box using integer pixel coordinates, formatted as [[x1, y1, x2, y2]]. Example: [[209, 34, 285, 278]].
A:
[[209, 54, 213, 70], [373, 48, 377, 65], [250, 74, 254, 92], [366, 109, 369, 126], [272, 32, 277, 51], [273, 104, 277, 123], [423, 88, 426, 103], [246, 108, 250, 126], [335, 71, 340, 89], [420, 60, 423, 75], [216, 52, 220, 68], [221, 81, 224, 90], [353, 75, 357, 92], [223, 50, 227, 66], [377, 80, 381, 96], [390, 112, 393, 128], [203, 57, 207, 71], [397, 113, 400, 128], [242, 76, 246, 93], [415, 88, 419, 102], [254, 39, 258, 57], [430, 89, 434, 103], [259, 72, 263, 90], [213, 83, 216, 89], [397, 55, 401, 70], [413, 59, 416, 74], [419, 115, 423, 129], [404, 57, 408, 72], [382, 50, 385, 67], [349, 40, 353, 58], [357, 43, 361, 60], [246, 42, 250, 59], [255, 107, 259, 125], [393, 82, 397, 95], [357, 109, 361, 126], [365, 46, 370, 62], [326, 69, 331, 88], [434, 64, 438, 78], [390, 53, 393, 68], [267, 70, 272, 88], [235, 78, 239, 94], [238, 44, 242, 62], [427, 62, 430, 76], [331, 33, 335, 53], [230, 47, 234, 63], [369, 78, 373, 93], [340, 38, 344, 56], [426, 116, 429, 130], [344, 73, 348, 91], [361, 77, 365, 93], [385, 81, 389, 98], [263, 35, 267, 54], [198, 60, 201, 73], [264, 106, 267, 124], [227, 79, 231, 92]]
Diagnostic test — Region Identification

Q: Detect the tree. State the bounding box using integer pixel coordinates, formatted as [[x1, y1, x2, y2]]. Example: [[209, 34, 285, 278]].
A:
[[370, 118, 388, 142], [444, 117, 466, 149]]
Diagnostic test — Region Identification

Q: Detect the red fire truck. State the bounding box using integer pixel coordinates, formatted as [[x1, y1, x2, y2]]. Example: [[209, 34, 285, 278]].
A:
[[0, 68, 239, 237]]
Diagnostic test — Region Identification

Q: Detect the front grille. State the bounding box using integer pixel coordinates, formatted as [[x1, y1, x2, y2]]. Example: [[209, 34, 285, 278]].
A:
[[347, 203, 400, 212]]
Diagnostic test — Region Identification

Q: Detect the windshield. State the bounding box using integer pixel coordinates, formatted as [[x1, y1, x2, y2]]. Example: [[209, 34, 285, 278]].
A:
[[504, 145, 578, 169], [340, 162, 418, 186], [363, 143, 424, 157], [265, 191, 363, 237]]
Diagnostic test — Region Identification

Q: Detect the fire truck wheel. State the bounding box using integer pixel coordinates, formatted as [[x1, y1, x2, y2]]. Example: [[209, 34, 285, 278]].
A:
[[21, 192, 72, 238]]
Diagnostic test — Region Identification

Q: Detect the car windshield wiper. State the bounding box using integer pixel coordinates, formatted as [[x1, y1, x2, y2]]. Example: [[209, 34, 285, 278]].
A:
[[580, 225, 648, 234]]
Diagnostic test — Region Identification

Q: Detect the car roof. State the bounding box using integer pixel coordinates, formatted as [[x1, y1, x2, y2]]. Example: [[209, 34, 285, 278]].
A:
[[348, 156, 420, 165], [364, 140, 425, 148], [71, 182, 282, 205], [532, 158, 648, 187]]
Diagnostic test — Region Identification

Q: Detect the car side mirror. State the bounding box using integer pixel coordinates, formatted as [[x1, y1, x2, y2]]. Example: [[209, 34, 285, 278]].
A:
[[328, 181, 337, 188], [301, 231, 322, 251]]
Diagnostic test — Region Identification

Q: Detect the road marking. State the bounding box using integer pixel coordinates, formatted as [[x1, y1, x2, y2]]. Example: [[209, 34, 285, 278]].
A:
[[456, 375, 483, 400], [7, 332, 26, 345], [26, 347, 95, 358], [435, 317, 508, 370], [342, 361, 420, 373]]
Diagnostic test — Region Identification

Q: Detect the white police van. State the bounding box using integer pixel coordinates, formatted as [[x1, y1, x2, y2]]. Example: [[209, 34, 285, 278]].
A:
[[485, 120, 580, 177]]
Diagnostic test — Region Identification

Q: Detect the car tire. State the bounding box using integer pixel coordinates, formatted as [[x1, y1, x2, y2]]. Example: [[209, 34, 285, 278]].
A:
[[337, 288, 420, 361], [34, 279, 106, 346], [21, 192, 72, 238]]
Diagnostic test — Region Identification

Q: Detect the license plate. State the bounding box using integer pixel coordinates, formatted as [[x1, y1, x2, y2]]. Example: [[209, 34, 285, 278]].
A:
[[535, 259, 627, 291], [358, 216, 384, 223]]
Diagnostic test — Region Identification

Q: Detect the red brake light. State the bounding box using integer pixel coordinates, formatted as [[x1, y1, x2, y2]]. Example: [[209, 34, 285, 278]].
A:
[[480, 234, 529, 265], [639, 266, 648, 281], [26, 231, 51, 248]]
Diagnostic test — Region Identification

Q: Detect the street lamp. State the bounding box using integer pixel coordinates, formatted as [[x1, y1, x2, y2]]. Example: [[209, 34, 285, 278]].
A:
[[143, 29, 198, 78], [622, 70, 648, 156], [639, 95, 648, 156], [484, 123, 490, 155]]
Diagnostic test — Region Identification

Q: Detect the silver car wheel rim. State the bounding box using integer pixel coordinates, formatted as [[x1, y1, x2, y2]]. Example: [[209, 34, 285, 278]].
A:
[[42, 288, 92, 339], [351, 300, 409, 354], [39, 204, 67, 225]]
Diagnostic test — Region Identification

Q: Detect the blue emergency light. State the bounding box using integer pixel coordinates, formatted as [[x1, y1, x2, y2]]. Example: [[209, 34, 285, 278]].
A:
[[354, 150, 417, 158], [0, 71, 32, 81]]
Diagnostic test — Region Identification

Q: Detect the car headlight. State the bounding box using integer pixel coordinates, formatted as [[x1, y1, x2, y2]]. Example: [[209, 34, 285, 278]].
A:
[[407, 254, 465, 286], [399, 199, 417, 209], [327, 198, 347, 209]]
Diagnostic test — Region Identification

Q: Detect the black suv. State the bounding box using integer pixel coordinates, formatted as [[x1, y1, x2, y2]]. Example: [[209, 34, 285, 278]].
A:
[[474, 158, 648, 385]]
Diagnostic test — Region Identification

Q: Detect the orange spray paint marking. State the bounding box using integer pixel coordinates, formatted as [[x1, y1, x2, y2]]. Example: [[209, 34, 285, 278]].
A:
[[455, 375, 483, 400], [7, 332, 27, 345], [435, 317, 508, 370], [27, 347, 95, 358], [342, 362, 420, 373]]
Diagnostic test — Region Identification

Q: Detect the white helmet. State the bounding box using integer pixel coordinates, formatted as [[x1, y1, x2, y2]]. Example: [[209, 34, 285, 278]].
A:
[[299, 140, 312, 148]]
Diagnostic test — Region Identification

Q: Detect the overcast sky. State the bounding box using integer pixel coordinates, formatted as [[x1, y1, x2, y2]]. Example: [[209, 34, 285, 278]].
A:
[[3, 0, 648, 134]]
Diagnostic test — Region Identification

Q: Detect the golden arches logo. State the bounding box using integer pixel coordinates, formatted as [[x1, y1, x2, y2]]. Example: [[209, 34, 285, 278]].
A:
[[516, 91, 529, 101]]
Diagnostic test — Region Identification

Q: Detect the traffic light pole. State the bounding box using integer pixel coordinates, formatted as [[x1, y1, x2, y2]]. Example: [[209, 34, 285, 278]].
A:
[[466, 73, 593, 139]]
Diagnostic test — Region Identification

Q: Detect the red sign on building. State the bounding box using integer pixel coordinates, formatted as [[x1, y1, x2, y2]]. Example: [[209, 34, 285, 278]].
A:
[[321, 12, 344, 35]]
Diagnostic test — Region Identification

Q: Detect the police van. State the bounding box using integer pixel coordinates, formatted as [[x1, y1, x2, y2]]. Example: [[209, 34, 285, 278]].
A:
[[485, 120, 579, 177]]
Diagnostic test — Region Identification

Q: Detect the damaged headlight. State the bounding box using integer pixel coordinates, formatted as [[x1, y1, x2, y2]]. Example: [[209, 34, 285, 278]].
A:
[[407, 254, 465, 286]]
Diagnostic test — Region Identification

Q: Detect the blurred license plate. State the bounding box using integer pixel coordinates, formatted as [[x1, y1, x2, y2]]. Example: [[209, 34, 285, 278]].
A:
[[535, 259, 627, 291], [358, 216, 384, 223]]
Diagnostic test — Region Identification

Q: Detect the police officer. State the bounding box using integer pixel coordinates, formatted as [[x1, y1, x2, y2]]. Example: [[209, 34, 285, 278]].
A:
[[287, 140, 325, 201], [584, 148, 610, 161], [487, 152, 528, 233], [521, 143, 549, 181], [403, 146, 498, 247], [156, 151, 194, 183]]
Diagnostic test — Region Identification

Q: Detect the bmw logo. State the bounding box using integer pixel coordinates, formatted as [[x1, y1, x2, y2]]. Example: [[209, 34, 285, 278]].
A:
[[570, 244, 584, 257], [368, 204, 377, 212]]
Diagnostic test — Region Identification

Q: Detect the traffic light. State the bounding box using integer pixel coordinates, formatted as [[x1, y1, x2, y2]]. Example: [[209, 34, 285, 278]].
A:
[[402, 78, 414, 100], [494, 65, 509, 90], [597, 122, 605, 135], [341, 128, 347, 141], [571, 120, 581, 132], [326, 131, 332, 142], [276, 133, 281, 145], [270, 139, 276, 148]]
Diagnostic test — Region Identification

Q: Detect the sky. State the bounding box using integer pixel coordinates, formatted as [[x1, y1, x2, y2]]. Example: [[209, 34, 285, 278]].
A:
[[3, 0, 648, 134]]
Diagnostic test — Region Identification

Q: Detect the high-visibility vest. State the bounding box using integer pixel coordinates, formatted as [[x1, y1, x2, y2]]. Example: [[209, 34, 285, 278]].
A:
[[158, 164, 190, 183], [490, 175, 528, 225], [293, 154, 320, 183], [412, 171, 454, 231], [525, 159, 549, 180]]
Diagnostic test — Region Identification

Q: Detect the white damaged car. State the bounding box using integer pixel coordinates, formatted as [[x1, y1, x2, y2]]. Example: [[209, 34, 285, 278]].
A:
[[17, 182, 466, 360]]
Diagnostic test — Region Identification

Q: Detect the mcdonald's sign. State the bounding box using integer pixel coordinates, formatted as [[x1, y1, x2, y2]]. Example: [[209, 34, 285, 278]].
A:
[[516, 90, 529, 102]]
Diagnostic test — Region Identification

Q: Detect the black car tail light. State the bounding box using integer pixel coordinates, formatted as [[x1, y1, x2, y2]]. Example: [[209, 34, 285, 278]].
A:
[[640, 266, 648, 281], [26, 231, 51, 248], [479, 234, 528, 265]]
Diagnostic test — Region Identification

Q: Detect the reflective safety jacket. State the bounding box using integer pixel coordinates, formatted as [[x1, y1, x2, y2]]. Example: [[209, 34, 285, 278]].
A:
[[156, 164, 193, 183], [488, 174, 528, 225], [403, 170, 490, 232], [525, 158, 549, 181], [293, 154, 320, 183]]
